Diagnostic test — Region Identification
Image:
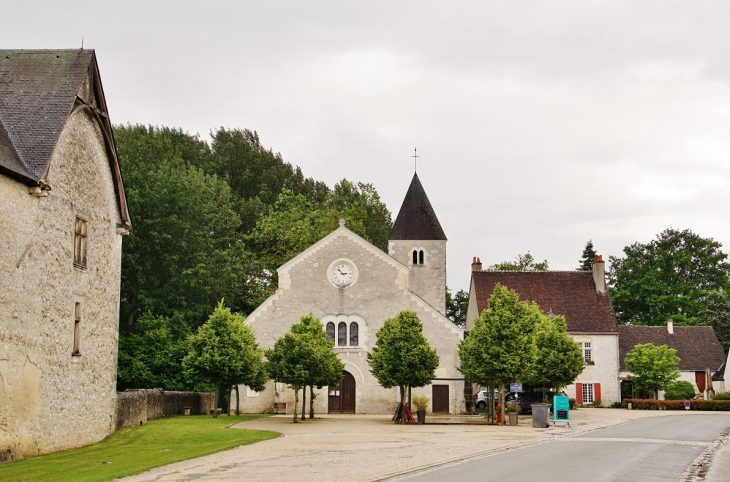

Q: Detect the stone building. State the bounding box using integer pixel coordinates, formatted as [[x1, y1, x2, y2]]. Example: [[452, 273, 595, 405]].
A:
[[465, 256, 622, 405], [0, 49, 131, 460], [618, 322, 727, 398], [235, 173, 466, 415]]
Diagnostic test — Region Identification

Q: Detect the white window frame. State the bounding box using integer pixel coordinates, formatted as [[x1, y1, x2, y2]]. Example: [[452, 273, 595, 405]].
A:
[[582, 342, 592, 363], [582, 383, 594, 404]]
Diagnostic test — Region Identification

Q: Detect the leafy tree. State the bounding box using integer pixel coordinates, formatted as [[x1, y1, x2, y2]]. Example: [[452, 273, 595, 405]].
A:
[[664, 381, 696, 400], [624, 343, 680, 399], [446, 287, 469, 328], [290, 314, 344, 420], [489, 252, 549, 271], [696, 290, 730, 354], [266, 314, 344, 422], [458, 284, 538, 424], [367, 311, 439, 424], [529, 315, 584, 400], [117, 313, 195, 391], [183, 302, 267, 417], [578, 240, 597, 271], [328, 179, 393, 251], [608, 228, 730, 326]]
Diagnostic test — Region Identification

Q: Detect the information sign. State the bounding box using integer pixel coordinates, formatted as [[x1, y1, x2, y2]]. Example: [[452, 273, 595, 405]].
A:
[[510, 383, 523, 393], [553, 395, 570, 425]]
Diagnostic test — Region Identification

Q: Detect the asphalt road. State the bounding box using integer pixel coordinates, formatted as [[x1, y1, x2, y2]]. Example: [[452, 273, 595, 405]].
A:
[[406, 414, 730, 482]]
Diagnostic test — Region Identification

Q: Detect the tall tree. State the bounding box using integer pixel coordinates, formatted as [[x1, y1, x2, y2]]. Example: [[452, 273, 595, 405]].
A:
[[446, 287, 469, 328], [529, 315, 584, 399], [328, 179, 393, 251], [458, 284, 538, 424], [624, 343, 681, 399], [489, 252, 549, 271], [578, 240, 597, 271], [696, 290, 730, 355], [608, 228, 730, 325], [367, 311, 439, 424], [182, 302, 267, 416]]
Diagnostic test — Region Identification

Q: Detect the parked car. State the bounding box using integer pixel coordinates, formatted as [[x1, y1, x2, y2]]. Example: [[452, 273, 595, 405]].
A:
[[505, 391, 556, 414], [474, 390, 495, 410]]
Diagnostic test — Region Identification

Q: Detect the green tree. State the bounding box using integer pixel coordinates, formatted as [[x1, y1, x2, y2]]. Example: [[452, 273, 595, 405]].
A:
[[183, 302, 267, 417], [328, 179, 393, 251], [117, 313, 195, 391], [578, 240, 597, 271], [696, 290, 730, 355], [664, 381, 696, 400], [624, 343, 681, 398], [608, 229, 730, 325], [458, 284, 538, 424], [367, 311, 439, 424], [290, 314, 344, 420], [446, 287, 469, 328], [489, 252, 549, 271], [529, 315, 584, 400]]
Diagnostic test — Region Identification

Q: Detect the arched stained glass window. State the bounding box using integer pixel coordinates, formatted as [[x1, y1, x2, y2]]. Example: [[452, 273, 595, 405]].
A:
[[349, 322, 358, 346], [326, 322, 335, 343], [338, 322, 347, 346], [419, 250, 424, 265], [412, 250, 418, 265]]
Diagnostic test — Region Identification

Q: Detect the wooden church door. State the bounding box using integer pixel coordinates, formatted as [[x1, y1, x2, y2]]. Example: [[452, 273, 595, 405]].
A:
[[328, 371, 356, 413]]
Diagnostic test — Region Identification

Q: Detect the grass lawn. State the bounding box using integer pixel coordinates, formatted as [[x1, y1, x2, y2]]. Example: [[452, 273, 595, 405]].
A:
[[0, 415, 280, 482]]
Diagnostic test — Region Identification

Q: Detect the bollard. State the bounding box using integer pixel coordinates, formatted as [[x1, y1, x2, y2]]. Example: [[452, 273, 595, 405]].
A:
[[627, 402, 632, 410]]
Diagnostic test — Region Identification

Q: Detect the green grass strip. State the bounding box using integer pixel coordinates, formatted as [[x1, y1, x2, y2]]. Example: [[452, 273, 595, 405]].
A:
[[0, 415, 280, 482]]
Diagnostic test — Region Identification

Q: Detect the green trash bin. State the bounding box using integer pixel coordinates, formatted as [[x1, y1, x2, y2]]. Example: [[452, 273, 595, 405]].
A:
[[532, 403, 550, 428]]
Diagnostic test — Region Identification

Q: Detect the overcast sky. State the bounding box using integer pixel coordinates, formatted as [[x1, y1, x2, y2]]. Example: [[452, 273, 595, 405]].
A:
[[4, 1, 730, 292]]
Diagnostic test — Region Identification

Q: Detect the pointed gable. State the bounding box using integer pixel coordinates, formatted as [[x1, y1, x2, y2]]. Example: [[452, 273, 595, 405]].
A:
[[389, 173, 447, 241], [471, 270, 619, 333], [0, 49, 131, 229]]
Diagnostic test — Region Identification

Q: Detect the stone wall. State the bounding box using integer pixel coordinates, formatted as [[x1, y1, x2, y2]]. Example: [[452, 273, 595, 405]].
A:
[[115, 389, 216, 429], [0, 110, 125, 461]]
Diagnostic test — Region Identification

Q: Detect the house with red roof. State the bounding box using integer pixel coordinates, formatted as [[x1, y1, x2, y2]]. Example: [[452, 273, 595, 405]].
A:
[[465, 256, 621, 405]]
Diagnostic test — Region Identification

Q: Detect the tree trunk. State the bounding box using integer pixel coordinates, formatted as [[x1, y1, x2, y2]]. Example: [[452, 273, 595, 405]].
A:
[[301, 385, 307, 421], [400, 385, 406, 424], [235, 385, 240, 416], [309, 386, 315, 419], [214, 382, 220, 418], [499, 381, 505, 426], [293, 385, 300, 423]]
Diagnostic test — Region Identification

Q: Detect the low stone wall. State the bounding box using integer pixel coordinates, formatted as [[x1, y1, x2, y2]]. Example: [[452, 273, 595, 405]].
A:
[[116, 389, 215, 429]]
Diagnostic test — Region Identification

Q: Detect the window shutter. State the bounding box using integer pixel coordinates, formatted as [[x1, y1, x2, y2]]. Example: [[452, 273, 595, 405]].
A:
[[576, 383, 583, 405], [595, 383, 601, 402]]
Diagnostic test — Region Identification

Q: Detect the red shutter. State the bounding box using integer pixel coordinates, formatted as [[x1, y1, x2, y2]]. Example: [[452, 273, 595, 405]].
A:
[[595, 383, 601, 403], [576, 383, 583, 405]]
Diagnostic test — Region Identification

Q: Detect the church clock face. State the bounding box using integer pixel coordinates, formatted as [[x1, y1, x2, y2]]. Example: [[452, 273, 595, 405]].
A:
[[328, 259, 358, 288]]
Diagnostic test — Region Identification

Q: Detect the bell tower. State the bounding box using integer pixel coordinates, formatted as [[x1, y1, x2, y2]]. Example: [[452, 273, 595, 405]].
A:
[[388, 173, 447, 314]]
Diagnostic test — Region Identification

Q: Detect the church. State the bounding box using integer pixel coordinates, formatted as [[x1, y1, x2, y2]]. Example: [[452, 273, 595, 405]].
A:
[[235, 173, 467, 414]]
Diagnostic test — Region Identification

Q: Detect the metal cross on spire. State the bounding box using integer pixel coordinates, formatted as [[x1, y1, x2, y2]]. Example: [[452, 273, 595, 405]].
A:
[[413, 147, 419, 172]]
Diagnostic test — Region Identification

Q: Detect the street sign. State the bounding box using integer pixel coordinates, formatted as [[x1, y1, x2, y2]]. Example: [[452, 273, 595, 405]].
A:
[[685, 400, 691, 410], [510, 383, 523, 393], [554, 396, 570, 425]]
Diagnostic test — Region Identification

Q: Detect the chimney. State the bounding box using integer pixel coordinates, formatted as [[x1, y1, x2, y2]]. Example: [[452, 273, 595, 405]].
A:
[[592, 255, 606, 294], [472, 257, 482, 271], [667, 319, 674, 334]]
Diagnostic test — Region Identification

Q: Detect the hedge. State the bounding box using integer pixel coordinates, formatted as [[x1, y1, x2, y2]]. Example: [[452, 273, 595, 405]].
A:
[[621, 399, 730, 411]]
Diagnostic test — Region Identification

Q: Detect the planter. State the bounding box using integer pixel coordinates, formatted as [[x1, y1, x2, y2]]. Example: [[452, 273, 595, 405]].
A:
[[417, 411, 426, 425], [508, 411, 518, 426]]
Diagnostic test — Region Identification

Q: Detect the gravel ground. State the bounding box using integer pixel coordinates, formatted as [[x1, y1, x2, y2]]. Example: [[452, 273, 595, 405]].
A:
[[119, 409, 730, 482]]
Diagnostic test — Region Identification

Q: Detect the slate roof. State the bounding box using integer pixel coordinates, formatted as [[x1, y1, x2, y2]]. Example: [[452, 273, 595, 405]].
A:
[[0, 49, 131, 228], [0, 49, 95, 180], [618, 325, 726, 371], [471, 270, 619, 333], [389, 173, 447, 241]]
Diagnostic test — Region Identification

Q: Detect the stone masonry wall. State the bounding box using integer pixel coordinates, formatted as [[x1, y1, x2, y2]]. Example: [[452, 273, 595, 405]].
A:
[[116, 389, 216, 429], [389, 239, 447, 315], [0, 109, 124, 461]]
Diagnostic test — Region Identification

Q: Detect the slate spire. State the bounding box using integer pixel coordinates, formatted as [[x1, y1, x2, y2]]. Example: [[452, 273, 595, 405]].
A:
[[389, 173, 447, 241]]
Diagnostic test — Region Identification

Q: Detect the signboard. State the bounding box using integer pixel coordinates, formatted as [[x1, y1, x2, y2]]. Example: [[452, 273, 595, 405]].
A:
[[510, 383, 523, 393], [553, 395, 570, 425], [685, 400, 691, 410]]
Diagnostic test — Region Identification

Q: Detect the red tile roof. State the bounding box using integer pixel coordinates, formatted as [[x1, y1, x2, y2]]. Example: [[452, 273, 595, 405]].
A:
[[471, 270, 618, 333], [618, 325, 726, 371]]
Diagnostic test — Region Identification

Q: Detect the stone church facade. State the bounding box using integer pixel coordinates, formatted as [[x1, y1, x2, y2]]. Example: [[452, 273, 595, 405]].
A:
[[0, 50, 131, 460], [235, 173, 466, 415]]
